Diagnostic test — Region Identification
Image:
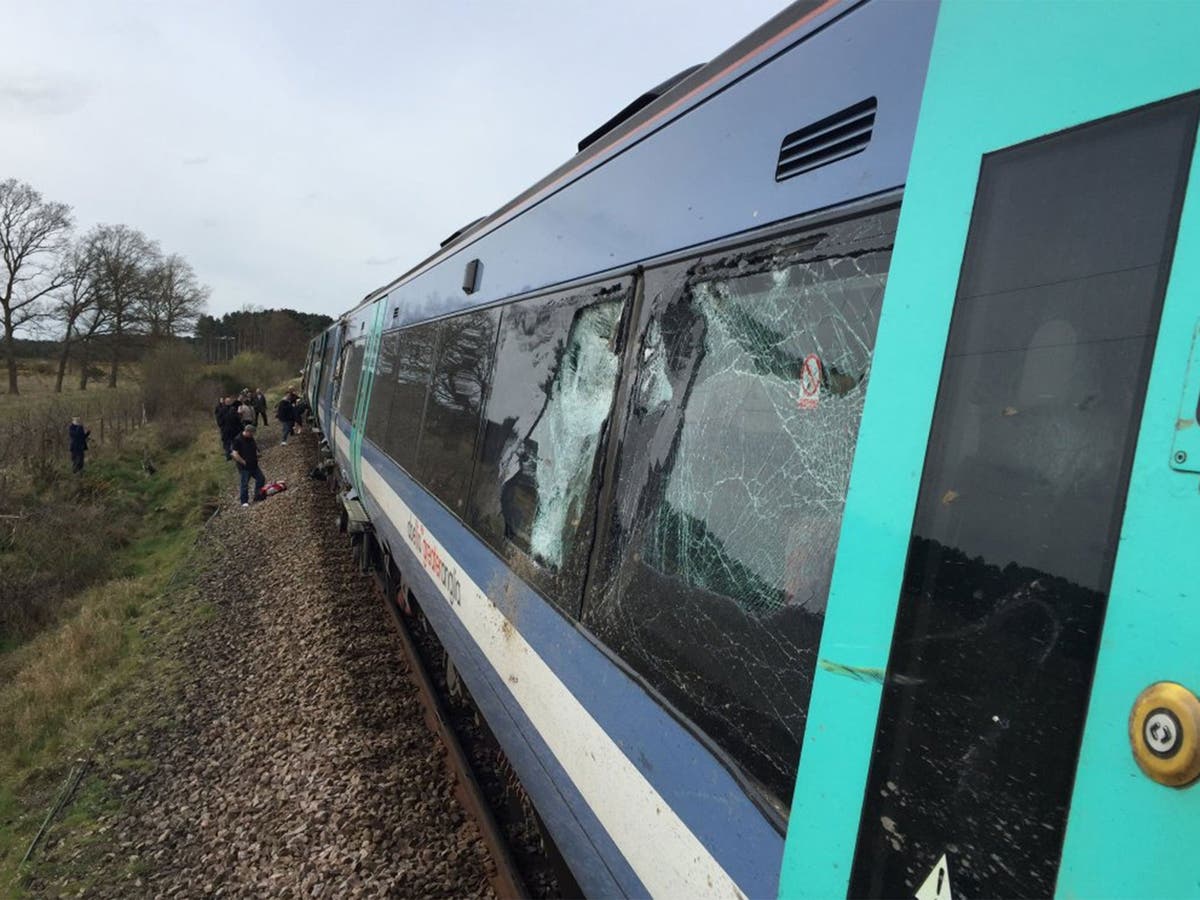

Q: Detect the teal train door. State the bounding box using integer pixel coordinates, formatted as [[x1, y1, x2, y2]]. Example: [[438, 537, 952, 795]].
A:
[[781, 3, 1200, 897]]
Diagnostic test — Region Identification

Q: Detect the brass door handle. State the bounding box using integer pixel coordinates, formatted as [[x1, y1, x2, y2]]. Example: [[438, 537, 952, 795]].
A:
[[1130, 682, 1200, 787]]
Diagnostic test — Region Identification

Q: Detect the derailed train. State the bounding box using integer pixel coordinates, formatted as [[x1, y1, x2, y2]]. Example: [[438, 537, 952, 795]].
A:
[[302, 0, 1200, 896]]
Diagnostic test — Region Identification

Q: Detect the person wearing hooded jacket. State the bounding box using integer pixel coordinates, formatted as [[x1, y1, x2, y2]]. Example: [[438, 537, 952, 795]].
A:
[[219, 399, 242, 459]]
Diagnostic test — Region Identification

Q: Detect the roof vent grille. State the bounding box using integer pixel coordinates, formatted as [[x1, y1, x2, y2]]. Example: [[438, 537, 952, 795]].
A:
[[775, 98, 877, 182]]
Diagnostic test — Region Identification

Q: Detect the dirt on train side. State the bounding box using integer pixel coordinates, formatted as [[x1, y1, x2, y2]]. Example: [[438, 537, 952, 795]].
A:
[[24, 433, 496, 898]]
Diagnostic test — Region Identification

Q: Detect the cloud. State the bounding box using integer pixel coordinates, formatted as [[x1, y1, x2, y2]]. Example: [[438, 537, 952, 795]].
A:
[[182, 155, 210, 166], [0, 75, 90, 117], [364, 255, 402, 267]]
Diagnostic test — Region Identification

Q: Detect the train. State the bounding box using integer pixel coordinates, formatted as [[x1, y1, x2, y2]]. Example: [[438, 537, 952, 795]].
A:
[[300, 0, 1200, 896]]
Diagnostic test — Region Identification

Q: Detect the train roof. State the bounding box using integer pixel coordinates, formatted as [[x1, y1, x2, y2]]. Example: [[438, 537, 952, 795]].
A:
[[346, 0, 848, 315]]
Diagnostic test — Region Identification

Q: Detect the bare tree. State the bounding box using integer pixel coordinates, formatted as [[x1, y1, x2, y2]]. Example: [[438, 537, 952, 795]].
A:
[[52, 240, 100, 392], [86, 223, 159, 388], [142, 253, 209, 339], [0, 179, 73, 394]]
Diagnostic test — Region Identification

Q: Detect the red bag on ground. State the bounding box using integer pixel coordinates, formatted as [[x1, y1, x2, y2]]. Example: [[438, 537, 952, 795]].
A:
[[258, 480, 287, 499]]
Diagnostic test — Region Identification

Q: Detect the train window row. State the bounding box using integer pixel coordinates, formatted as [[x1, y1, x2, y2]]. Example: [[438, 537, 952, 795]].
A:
[[331, 204, 898, 807]]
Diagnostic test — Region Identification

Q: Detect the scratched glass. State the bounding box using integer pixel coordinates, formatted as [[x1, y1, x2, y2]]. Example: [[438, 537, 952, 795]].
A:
[[468, 282, 630, 618], [583, 208, 897, 806]]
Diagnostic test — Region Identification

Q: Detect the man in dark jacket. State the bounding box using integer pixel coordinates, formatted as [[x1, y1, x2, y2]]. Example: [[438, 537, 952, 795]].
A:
[[219, 398, 242, 459], [275, 393, 295, 446], [230, 423, 266, 507], [253, 388, 268, 427], [68, 416, 90, 473]]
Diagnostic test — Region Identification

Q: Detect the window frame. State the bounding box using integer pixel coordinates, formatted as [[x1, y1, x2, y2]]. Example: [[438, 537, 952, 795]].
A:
[[578, 200, 901, 820]]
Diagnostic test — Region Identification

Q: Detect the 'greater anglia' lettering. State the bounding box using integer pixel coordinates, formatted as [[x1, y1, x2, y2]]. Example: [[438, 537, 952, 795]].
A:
[[407, 514, 462, 605]]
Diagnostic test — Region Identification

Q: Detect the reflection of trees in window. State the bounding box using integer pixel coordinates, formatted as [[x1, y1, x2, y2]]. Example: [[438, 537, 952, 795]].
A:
[[364, 331, 402, 444], [383, 323, 440, 472], [523, 302, 622, 568], [496, 301, 622, 567], [415, 310, 499, 512], [468, 283, 629, 614], [337, 340, 366, 420]]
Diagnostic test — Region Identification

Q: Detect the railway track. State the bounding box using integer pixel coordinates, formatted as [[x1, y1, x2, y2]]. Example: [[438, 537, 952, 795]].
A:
[[325, 440, 579, 900]]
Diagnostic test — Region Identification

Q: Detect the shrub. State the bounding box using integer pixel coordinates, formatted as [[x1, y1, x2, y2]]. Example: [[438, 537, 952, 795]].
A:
[[139, 343, 205, 419], [212, 351, 292, 395]]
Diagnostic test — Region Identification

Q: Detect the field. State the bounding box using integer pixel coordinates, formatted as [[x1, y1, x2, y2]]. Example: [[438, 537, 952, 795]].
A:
[[0, 353, 237, 892]]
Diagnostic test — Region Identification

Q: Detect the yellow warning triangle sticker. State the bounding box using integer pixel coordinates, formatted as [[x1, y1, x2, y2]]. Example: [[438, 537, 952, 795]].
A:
[[914, 853, 953, 900]]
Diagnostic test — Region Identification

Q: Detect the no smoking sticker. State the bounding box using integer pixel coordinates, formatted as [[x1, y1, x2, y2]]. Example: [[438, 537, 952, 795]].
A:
[[798, 353, 822, 410]]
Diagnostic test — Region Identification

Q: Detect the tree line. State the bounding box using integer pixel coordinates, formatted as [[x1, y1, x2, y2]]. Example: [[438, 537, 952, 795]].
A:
[[1, 178, 209, 395], [195, 308, 333, 367]]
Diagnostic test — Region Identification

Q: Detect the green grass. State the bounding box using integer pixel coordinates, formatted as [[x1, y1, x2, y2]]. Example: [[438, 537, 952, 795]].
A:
[[0, 422, 229, 894], [0, 362, 141, 417]]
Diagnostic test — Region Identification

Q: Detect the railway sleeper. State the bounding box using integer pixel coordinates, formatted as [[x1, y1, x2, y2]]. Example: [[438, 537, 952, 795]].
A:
[[348, 521, 579, 898]]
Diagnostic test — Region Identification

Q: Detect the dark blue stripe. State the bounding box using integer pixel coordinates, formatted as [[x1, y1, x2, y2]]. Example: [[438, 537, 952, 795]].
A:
[[358, 438, 781, 898]]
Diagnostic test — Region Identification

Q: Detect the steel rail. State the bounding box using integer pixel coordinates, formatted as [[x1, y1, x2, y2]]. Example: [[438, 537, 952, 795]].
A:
[[380, 587, 529, 900]]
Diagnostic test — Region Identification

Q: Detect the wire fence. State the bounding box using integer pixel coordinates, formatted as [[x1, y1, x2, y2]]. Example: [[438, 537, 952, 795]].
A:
[[0, 392, 148, 472]]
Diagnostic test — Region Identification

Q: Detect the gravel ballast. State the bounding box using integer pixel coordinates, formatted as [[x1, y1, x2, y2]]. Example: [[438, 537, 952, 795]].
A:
[[35, 432, 497, 898]]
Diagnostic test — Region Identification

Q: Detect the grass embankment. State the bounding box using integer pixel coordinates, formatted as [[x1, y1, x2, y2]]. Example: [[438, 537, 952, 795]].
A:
[[0, 421, 229, 893]]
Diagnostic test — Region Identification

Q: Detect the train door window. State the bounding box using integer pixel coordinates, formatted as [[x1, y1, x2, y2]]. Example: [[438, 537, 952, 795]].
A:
[[850, 96, 1199, 898], [413, 309, 500, 515], [468, 281, 630, 616], [382, 321, 441, 474], [337, 339, 366, 421], [582, 209, 897, 805], [364, 330, 401, 448], [317, 333, 336, 411]]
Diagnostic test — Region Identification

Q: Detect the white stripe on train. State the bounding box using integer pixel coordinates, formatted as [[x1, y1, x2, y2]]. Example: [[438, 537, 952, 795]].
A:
[[333, 429, 744, 898]]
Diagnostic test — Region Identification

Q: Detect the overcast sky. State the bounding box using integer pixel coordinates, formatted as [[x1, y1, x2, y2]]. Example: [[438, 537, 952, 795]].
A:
[[1, 0, 789, 322]]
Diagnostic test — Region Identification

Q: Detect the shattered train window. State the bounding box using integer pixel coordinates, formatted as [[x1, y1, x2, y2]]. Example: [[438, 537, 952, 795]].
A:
[[583, 208, 898, 806], [468, 283, 629, 616]]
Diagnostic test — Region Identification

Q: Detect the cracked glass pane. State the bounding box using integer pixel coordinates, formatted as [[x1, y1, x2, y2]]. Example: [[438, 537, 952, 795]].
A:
[[469, 282, 629, 615], [584, 208, 897, 805], [527, 302, 623, 567]]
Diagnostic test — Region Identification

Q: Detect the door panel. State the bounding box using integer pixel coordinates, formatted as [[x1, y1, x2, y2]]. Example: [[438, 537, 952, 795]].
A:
[[849, 94, 1199, 900], [779, 4, 1200, 897]]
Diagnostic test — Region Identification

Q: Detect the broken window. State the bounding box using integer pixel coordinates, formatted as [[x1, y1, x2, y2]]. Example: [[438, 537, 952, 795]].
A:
[[583, 208, 897, 806], [468, 281, 629, 616]]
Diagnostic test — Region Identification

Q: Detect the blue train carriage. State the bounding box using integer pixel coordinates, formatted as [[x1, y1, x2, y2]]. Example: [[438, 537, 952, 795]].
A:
[[306, 0, 933, 895], [301, 0, 1200, 896]]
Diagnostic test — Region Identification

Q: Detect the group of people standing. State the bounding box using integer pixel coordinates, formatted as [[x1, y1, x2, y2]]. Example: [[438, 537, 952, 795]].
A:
[[213, 387, 310, 507]]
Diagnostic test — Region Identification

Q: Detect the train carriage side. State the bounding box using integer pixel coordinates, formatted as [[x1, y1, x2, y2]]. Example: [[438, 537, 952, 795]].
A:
[[784, 2, 1200, 898], [315, 1, 940, 896]]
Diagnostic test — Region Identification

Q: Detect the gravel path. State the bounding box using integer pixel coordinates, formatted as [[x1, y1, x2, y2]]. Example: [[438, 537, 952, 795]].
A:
[[37, 432, 496, 898]]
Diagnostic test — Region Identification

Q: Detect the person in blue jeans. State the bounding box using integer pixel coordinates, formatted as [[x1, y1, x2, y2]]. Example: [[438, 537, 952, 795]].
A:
[[230, 423, 266, 508], [275, 393, 296, 446]]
